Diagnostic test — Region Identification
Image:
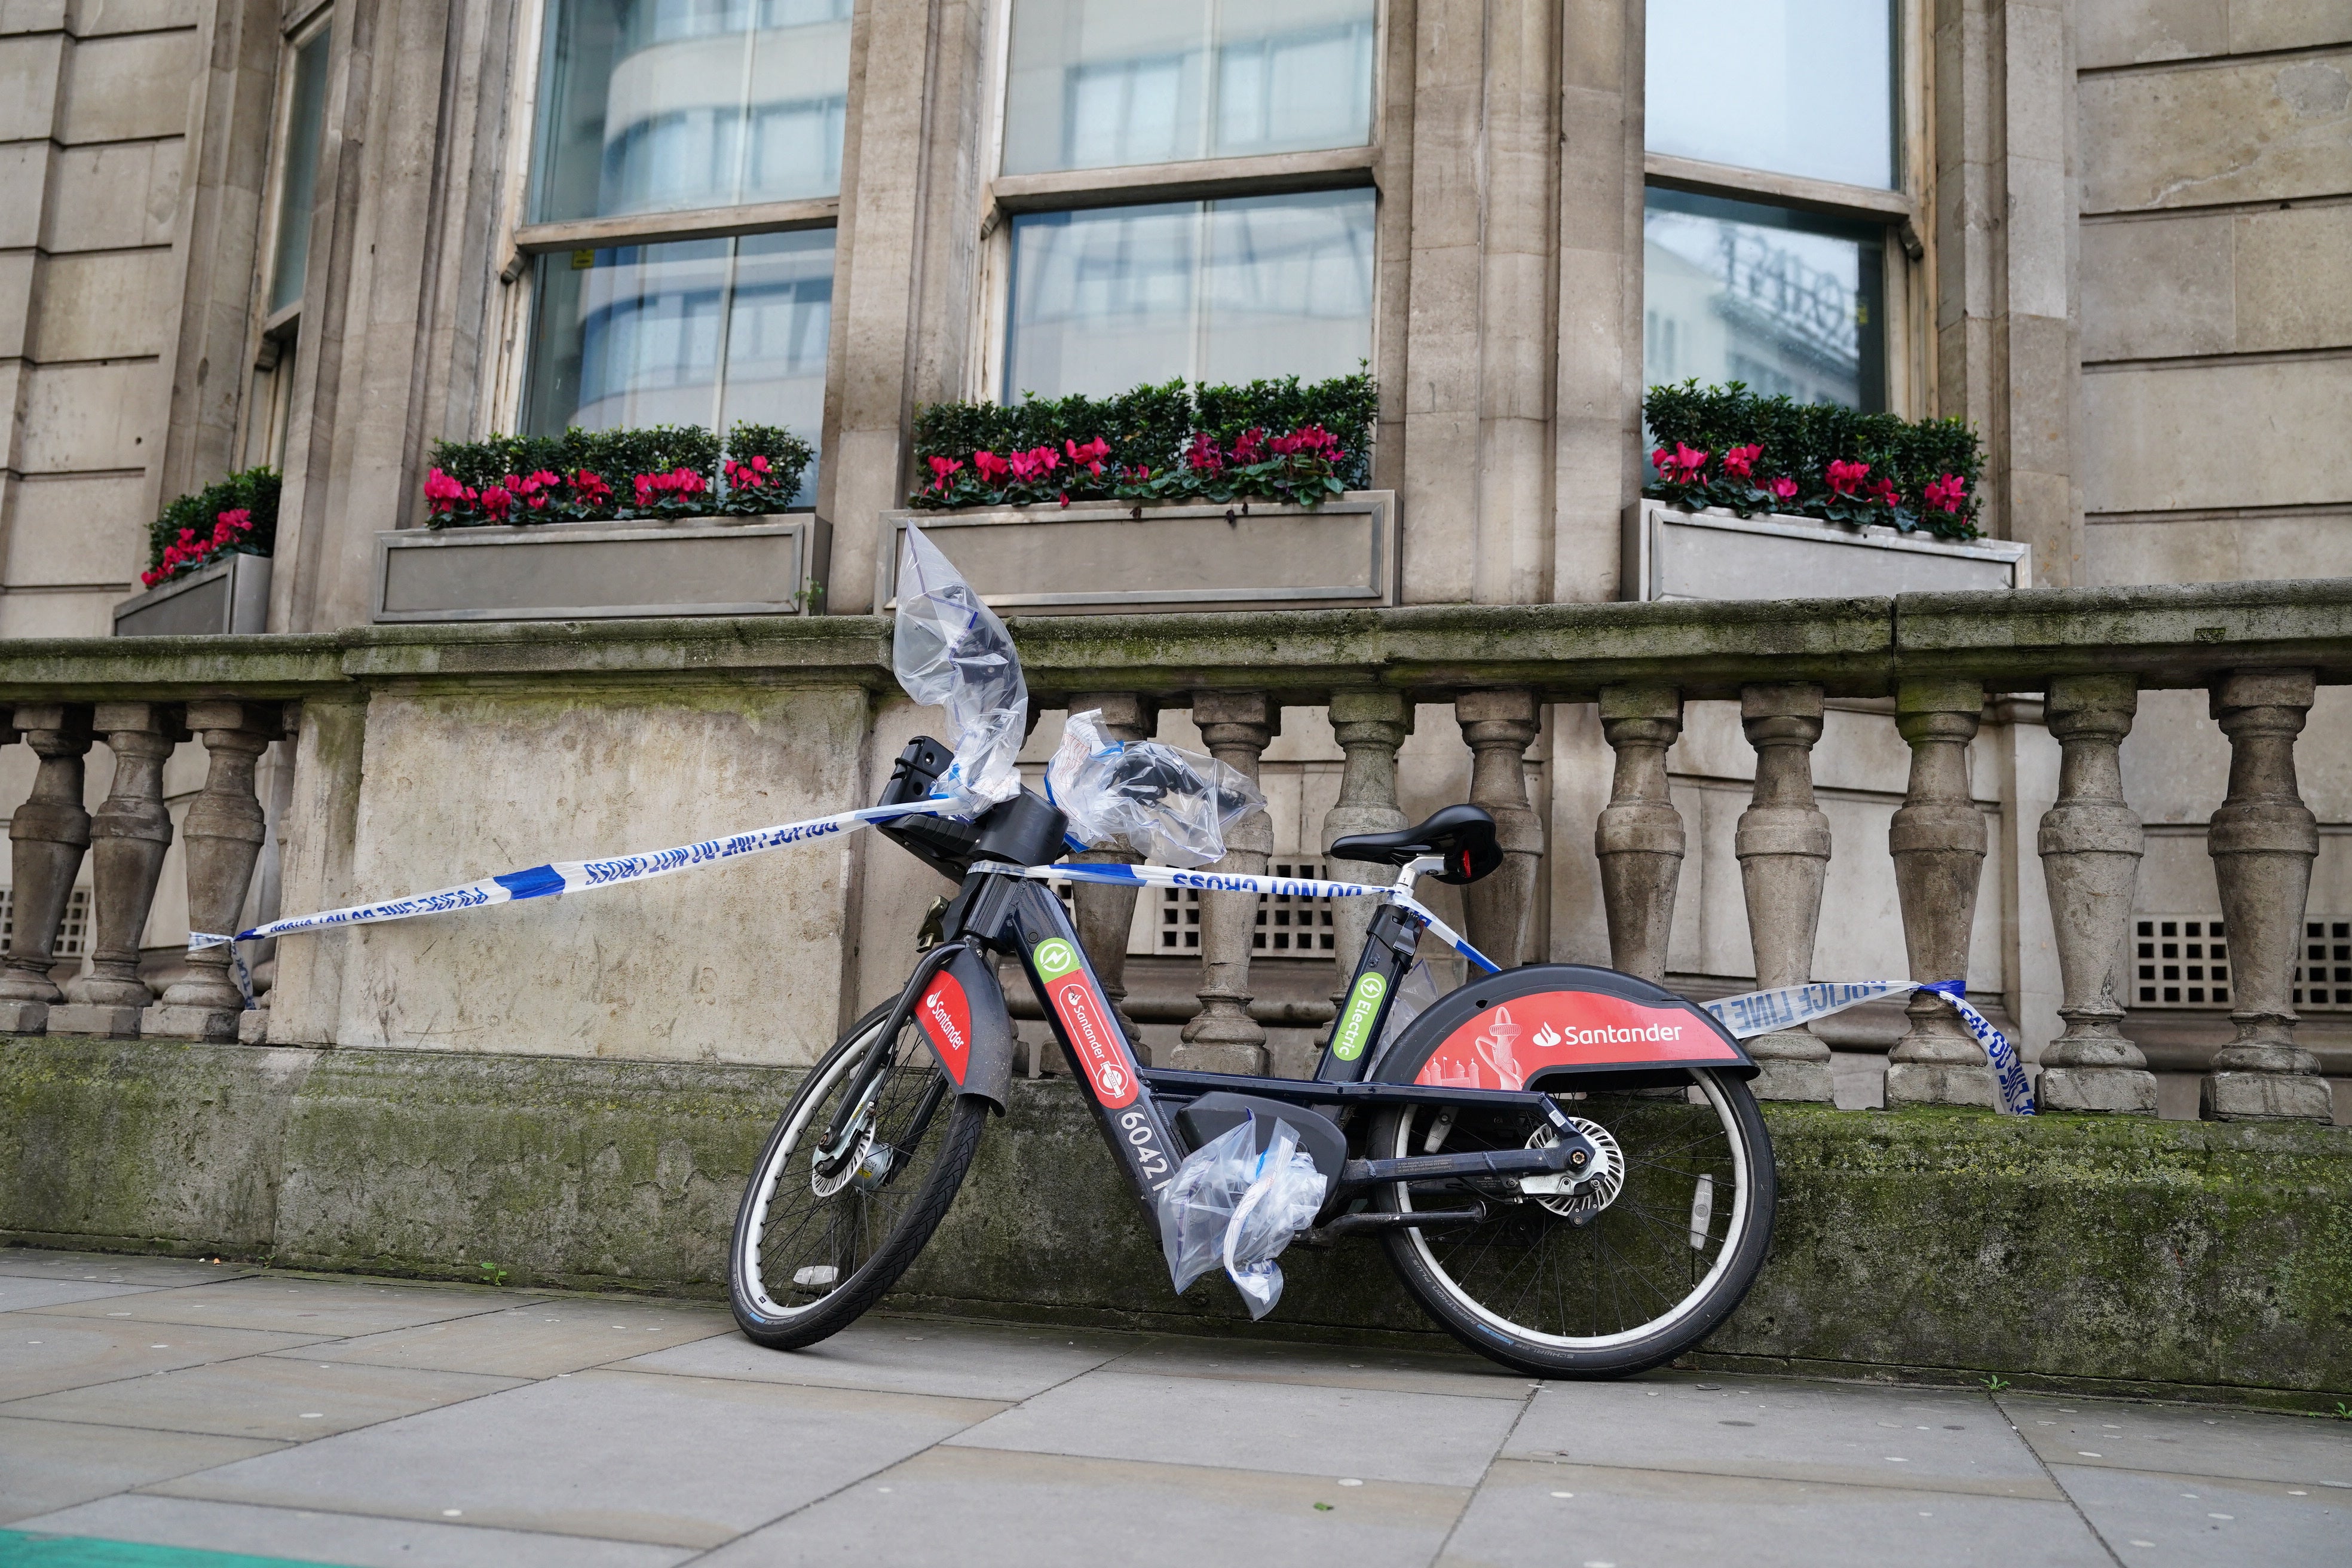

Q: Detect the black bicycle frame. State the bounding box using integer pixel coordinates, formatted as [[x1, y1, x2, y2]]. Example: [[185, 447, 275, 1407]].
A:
[[926, 861, 1595, 1228]]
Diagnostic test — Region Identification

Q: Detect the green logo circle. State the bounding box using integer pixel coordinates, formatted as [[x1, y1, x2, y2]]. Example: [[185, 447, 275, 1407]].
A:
[[1035, 939, 1079, 978]]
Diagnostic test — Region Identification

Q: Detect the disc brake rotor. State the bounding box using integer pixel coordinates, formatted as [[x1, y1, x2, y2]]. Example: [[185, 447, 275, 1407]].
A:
[[1523, 1116, 1624, 1220]]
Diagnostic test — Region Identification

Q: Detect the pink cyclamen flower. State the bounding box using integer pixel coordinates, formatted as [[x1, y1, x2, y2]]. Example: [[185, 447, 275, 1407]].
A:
[[1722, 444, 1762, 480], [1765, 475, 1799, 502], [1185, 432, 1225, 475], [1924, 473, 1967, 513], [972, 449, 1010, 481], [479, 485, 514, 522], [928, 455, 965, 492], [1230, 427, 1266, 464], [1824, 459, 1872, 496]]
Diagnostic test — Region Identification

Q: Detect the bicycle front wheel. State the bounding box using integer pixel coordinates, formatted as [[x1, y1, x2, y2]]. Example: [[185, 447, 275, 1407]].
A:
[[1369, 1068, 1774, 1378], [730, 1002, 987, 1350]]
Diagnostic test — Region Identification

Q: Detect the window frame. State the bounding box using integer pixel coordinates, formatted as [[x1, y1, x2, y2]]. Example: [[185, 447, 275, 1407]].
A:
[[236, 2, 336, 471], [971, 0, 1390, 405], [1638, 0, 1931, 418], [487, 0, 852, 454]]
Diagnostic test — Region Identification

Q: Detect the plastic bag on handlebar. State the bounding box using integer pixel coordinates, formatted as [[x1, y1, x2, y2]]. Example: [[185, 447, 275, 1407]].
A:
[[1156, 1113, 1328, 1320], [1046, 709, 1266, 868], [894, 526, 1027, 811]]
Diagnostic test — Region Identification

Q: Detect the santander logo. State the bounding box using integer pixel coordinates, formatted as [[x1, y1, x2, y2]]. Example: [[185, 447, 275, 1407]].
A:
[[1416, 990, 1737, 1089], [916, 971, 971, 1083], [1051, 975, 1137, 1108]]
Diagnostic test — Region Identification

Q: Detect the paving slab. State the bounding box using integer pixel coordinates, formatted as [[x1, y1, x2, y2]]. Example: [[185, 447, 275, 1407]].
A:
[[289, 1299, 731, 1379], [2001, 1392, 2352, 1487], [0, 1415, 281, 1525], [621, 1315, 1127, 1401], [5, 1353, 522, 1441], [0, 1250, 262, 1286], [0, 1317, 328, 1402], [1103, 1332, 1523, 1401], [1439, 1457, 2114, 1568], [1508, 1374, 2054, 1496], [150, 1368, 1006, 1549], [0, 1278, 159, 1312], [945, 1368, 1524, 1488], [10, 1494, 698, 1568], [2048, 1461, 2351, 1568], [33, 1276, 543, 1339], [700, 1443, 1468, 1568]]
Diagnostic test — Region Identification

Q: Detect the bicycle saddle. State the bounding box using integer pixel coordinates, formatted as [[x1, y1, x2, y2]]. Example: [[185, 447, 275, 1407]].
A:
[[1328, 804, 1501, 884]]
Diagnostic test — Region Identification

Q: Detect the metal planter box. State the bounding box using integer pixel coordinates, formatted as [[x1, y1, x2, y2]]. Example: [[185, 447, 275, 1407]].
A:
[[1623, 500, 2031, 602], [112, 552, 272, 636], [878, 491, 1396, 615], [373, 515, 816, 623]]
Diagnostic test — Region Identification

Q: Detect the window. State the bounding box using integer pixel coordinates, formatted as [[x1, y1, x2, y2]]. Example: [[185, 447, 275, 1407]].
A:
[[1004, 189, 1373, 398], [994, 0, 1380, 403], [242, 21, 332, 470], [518, 0, 849, 502], [1641, 0, 1904, 414]]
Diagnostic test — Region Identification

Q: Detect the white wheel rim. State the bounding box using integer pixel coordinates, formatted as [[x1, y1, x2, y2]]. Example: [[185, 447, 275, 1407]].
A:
[[1398, 1073, 1753, 1352], [739, 1020, 886, 1321]]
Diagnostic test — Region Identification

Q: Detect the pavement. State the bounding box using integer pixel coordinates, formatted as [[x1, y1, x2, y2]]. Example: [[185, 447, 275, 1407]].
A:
[[0, 1249, 2344, 1567]]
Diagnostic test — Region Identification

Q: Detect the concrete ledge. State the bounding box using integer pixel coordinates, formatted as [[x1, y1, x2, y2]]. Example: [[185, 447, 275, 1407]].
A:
[[2, 1038, 2346, 1406]]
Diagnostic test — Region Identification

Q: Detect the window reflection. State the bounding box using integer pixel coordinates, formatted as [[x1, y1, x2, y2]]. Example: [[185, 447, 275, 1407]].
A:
[[1002, 0, 1376, 176], [1643, 189, 1884, 411], [269, 26, 332, 315], [1644, 0, 1894, 189], [525, 229, 834, 502], [1005, 189, 1373, 399], [532, 0, 851, 222]]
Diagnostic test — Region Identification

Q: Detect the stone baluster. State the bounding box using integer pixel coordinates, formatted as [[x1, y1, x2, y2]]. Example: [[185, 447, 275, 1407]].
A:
[[1176, 691, 1277, 1073], [1595, 686, 1684, 981], [1456, 690, 1542, 969], [1885, 676, 1994, 1108], [51, 705, 188, 1038], [0, 705, 94, 1034], [2202, 669, 2330, 1122], [146, 702, 280, 1042], [1065, 693, 1157, 1041], [1735, 684, 1834, 1101], [1322, 691, 1413, 990], [2036, 675, 2156, 1114]]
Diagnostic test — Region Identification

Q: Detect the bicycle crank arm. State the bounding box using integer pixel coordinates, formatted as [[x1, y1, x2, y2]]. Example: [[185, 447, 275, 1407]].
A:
[[1335, 1129, 1598, 1191]]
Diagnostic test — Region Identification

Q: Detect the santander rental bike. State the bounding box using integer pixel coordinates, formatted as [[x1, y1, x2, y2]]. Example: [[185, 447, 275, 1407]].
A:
[[728, 530, 1775, 1379]]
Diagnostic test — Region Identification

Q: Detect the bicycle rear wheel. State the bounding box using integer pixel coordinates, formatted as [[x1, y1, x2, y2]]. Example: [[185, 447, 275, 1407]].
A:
[[1368, 1068, 1774, 1378], [730, 1002, 987, 1349]]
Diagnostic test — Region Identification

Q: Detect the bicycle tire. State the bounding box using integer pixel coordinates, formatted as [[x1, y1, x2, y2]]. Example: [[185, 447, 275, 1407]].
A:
[[1368, 1062, 1774, 1379], [730, 1001, 988, 1350]]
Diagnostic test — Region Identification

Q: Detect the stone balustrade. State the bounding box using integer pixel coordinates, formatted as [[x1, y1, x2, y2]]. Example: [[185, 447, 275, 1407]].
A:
[[1, 581, 2347, 1123]]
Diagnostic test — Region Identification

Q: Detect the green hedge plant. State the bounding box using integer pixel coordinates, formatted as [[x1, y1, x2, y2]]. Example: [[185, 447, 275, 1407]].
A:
[[1643, 381, 1984, 541], [419, 422, 813, 528], [908, 372, 1377, 511], [142, 466, 280, 589]]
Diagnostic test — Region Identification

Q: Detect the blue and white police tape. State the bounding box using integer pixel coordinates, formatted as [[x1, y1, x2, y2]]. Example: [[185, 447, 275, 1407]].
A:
[[1015, 861, 1502, 976], [186, 800, 966, 951], [1701, 979, 2036, 1115]]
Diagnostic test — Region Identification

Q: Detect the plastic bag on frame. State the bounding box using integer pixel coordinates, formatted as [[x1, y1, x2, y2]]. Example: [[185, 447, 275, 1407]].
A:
[[1045, 709, 1266, 868], [1156, 1113, 1328, 1320], [893, 526, 1028, 810]]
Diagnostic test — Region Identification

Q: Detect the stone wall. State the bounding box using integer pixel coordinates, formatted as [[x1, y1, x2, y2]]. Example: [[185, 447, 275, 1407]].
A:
[[2, 1034, 2345, 1407]]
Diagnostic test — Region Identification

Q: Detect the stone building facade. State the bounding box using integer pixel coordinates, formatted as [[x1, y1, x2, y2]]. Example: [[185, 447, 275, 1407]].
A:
[[0, 0, 2346, 1114]]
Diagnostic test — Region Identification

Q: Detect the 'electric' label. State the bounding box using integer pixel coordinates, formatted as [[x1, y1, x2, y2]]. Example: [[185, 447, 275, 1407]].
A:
[[1330, 970, 1387, 1061], [1034, 938, 1138, 1107]]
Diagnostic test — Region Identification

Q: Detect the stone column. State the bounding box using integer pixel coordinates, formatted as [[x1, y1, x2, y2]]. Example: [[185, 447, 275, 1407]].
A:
[[1065, 693, 1157, 1041], [51, 705, 187, 1038], [1457, 690, 1543, 969], [1595, 687, 1683, 982], [0, 705, 94, 1033], [1886, 677, 1995, 1108], [1322, 691, 1413, 990], [146, 703, 279, 1042], [1176, 692, 1277, 1073], [1735, 685, 1834, 1101], [2201, 670, 2330, 1123], [2036, 675, 2155, 1113]]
